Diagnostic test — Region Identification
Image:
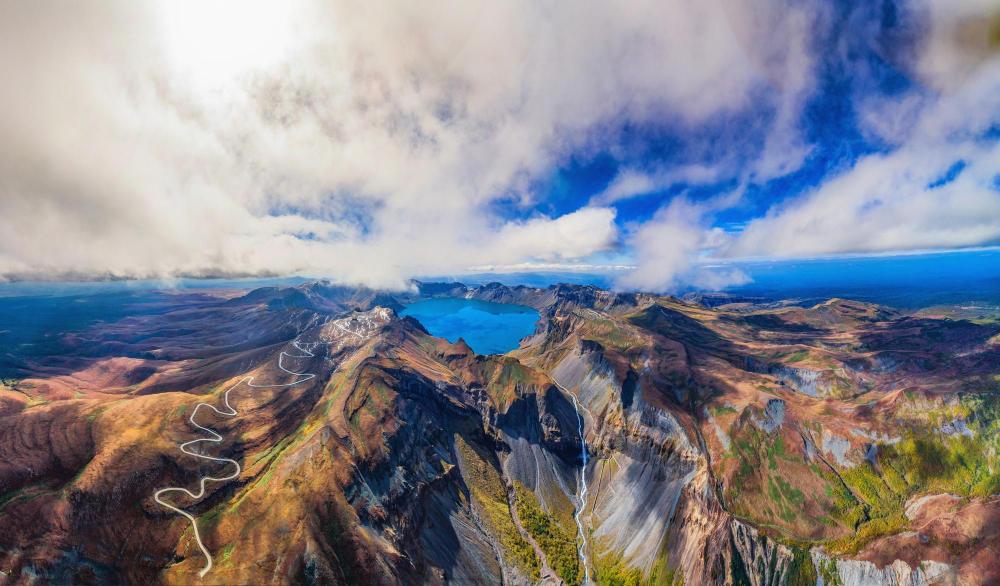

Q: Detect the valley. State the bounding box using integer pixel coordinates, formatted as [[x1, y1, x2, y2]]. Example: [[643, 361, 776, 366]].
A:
[[0, 282, 998, 585]]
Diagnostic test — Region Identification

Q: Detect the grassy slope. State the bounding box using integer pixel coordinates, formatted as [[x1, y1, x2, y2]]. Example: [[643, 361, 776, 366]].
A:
[[513, 482, 581, 585], [554, 297, 1000, 581], [453, 434, 540, 580]]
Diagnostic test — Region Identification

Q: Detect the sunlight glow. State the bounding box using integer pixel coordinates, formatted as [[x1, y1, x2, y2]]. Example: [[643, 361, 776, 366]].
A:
[[156, 0, 296, 89]]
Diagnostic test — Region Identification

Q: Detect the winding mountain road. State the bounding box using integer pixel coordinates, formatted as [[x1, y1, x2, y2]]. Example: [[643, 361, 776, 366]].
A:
[[153, 310, 390, 580], [153, 340, 317, 578]]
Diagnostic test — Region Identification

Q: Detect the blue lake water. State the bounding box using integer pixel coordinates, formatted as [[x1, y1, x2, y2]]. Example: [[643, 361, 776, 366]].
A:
[[1, 248, 996, 375], [399, 298, 539, 355]]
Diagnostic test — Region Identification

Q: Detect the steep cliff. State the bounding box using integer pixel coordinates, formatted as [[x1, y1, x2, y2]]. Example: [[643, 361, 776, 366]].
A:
[[1, 282, 997, 585]]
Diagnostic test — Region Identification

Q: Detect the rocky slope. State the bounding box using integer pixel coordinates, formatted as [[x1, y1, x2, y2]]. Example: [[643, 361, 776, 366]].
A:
[[0, 281, 997, 585]]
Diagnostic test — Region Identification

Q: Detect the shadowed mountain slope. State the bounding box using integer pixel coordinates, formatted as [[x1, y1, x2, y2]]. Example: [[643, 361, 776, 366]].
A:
[[1, 281, 998, 585]]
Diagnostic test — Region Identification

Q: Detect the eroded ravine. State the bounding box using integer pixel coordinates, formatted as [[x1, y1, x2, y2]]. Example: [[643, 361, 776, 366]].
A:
[[569, 391, 592, 585]]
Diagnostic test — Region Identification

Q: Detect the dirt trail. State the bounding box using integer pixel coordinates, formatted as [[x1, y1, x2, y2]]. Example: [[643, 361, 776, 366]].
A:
[[505, 483, 563, 586]]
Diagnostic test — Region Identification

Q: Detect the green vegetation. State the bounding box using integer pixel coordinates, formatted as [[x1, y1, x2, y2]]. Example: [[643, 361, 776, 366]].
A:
[[821, 456, 914, 553], [709, 404, 738, 417], [513, 482, 580, 585], [0, 487, 29, 513], [226, 434, 297, 514], [593, 544, 682, 586], [220, 542, 236, 564], [728, 427, 809, 529], [784, 350, 809, 363], [577, 311, 642, 351], [729, 543, 752, 586], [767, 475, 805, 523], [822, 397, 1000, 553], [821, 469, 865, 529], [200, 504, 224, 532], [25, 395, 49, 408], [903, 396, 999, 495], [0, 484, 53, 514], [816, 557, 841, 585], [890, 433, 1000, 497], [346, 372, 396, 432], [593, 551, 645, 586], [486, 359, 535, 409], [766, 435, 794, 470], [727, 391, 1000, 554], [62, 462, 92, 495], [453, 435, 539, 579], [645, 540, 683, 586], [786, 547, 817, 586]]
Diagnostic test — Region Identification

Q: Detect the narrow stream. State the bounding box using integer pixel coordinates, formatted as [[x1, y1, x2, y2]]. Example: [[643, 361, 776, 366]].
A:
[[569, 392, 592, 585]]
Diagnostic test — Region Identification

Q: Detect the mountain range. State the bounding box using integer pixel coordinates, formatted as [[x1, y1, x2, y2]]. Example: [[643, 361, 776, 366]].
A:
[[1, 282, 998, 585]]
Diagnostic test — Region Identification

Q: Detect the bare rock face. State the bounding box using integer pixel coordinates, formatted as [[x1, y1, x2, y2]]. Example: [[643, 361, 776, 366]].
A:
[[666, 465, 734, 585], [812, 550, 955, 586], [752, 398, 786, 433], [731, 520, 794, 586], [2, 282, 999, 585]]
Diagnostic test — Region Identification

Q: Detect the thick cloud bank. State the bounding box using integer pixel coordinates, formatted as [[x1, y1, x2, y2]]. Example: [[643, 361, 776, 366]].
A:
[[0, 0, 753, 287], [1, 0, 997, 290]]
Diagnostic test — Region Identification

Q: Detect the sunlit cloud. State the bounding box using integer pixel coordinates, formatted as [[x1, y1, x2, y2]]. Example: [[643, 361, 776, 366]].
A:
[[0, 0, 997, 292]]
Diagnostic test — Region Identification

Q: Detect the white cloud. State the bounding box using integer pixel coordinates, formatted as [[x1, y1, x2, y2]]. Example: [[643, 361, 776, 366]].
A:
[[0, 0, 803, 288], [914, 0, 1000, 91], [591, 165, 725, 205], [465, 262, 634, 274], [616, 194, 748, 292], [619, 0, 1000, 287], [4, 0, 991, 292], [0, 0, 772, 285], [725, 143, 1000, 258], [724, 14, 1000, 260], [590, 1, 820, 207]]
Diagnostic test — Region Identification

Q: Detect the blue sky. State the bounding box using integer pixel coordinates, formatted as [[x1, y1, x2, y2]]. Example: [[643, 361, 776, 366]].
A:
[[0, 0, 997, 291], [532, 0, 996, 248]]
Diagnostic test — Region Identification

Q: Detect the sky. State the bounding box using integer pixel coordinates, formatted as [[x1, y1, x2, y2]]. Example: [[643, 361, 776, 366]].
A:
[[0, 0, 998, 291]]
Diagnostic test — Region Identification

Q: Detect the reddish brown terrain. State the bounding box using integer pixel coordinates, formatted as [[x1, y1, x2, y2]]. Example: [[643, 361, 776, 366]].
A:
[[0, 282, 998, 585]]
